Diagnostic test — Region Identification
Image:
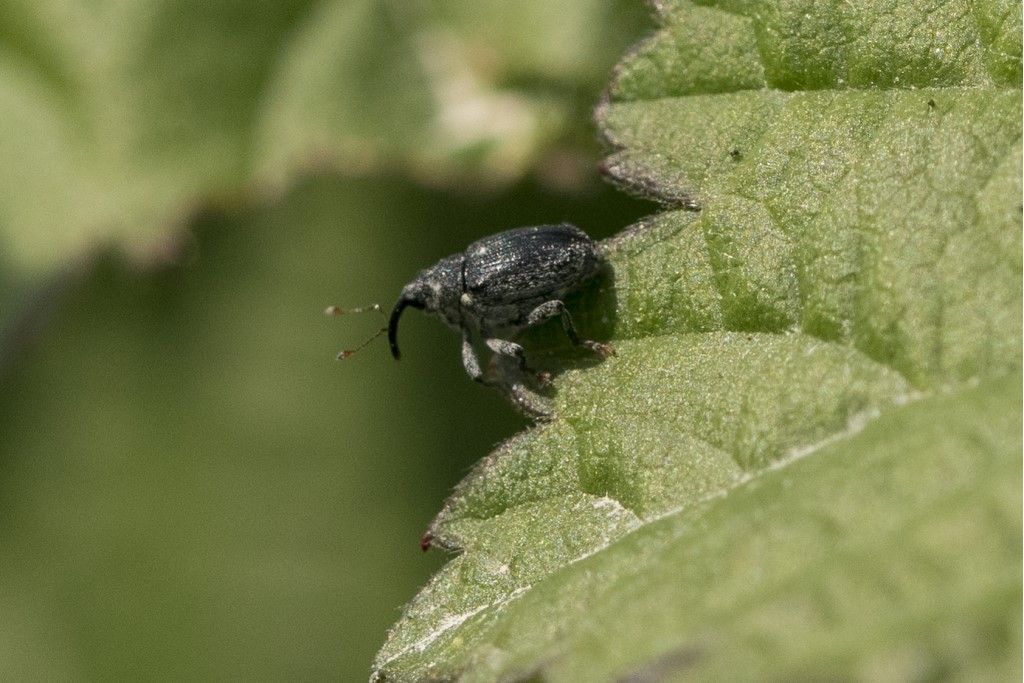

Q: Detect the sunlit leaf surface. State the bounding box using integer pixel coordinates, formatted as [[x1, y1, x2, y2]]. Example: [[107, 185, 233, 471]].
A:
[[374, 1, 1022, 679]]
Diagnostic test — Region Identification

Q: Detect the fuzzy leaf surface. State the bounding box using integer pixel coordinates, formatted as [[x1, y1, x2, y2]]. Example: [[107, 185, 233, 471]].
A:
[[373, 0, 1022, 679]]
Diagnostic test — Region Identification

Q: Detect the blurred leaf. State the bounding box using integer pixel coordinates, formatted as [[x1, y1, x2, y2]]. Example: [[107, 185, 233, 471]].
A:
[[258, 0, 651, 189], [373, 0, 1022, 679], [0, 0, 648, 279], [0, 174, 650, 679]]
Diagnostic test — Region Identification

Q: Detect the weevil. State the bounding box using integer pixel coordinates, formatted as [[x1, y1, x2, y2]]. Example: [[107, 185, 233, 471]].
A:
[[331, 223, 614, 420]]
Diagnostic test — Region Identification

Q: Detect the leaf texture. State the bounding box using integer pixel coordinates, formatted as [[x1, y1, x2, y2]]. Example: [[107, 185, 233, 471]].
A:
[[374, 0, 1022, 680]]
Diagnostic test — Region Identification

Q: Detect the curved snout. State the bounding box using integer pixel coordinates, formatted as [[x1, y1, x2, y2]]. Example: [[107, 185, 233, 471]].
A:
[[387, 299, 409, 360]]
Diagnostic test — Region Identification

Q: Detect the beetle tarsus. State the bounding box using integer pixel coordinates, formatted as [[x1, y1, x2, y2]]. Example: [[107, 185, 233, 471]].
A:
[[583, 340, 616, 359], [490, 354, 554, 419]]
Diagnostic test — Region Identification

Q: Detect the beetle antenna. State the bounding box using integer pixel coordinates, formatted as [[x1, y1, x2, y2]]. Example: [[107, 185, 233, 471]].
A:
[[325, 303, 388, 359], [335, 326, 388, 360], [324, 303, 385, 319]]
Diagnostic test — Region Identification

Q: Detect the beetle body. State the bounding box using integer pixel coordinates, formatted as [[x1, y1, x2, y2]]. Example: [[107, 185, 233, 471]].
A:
[[388, 223, 612, 419], [463, 225, 601, 330]]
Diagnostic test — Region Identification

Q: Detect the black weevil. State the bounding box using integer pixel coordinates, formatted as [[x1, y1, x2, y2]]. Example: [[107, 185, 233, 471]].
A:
[[330, 223, 614, 419]]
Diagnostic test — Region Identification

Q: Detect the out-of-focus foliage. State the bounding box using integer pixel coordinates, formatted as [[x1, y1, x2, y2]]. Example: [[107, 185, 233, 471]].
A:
[[0, 177, 650, 679], [0, 0, 656, 679], [373, 0, 1023, 679], [0, 0, 648, 279]]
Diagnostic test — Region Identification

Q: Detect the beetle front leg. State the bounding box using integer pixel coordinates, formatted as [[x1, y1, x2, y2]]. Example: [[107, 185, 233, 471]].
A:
[[470, 337, 553, 419], [485, 338, 527, 371], [526, 300, 615, 359], [462, 333, 492, 385], [490, 353, 554, 421], [505, 381, 555, 421], [486, 337, 554, 388]]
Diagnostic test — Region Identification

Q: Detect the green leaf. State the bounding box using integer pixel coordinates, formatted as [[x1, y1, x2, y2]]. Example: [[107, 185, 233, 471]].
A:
[[374, 0, 1022, 679], [257, 0, 651, 189], [0, 0, 646, 277]]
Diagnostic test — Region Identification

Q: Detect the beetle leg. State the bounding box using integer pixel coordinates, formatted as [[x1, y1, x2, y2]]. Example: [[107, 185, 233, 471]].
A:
[[462, 333, 491, 384], [505, 382, 555, 421], [485, 338, 528, 371], [526, 300, 616, 359], [486, 337, 554, 388], [468, 334, 551, 418], [491, 353, 554, 420]]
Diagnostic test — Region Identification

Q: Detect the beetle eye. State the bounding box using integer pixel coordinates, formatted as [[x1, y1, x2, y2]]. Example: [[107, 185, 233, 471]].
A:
[[401, 281, 432, 310]]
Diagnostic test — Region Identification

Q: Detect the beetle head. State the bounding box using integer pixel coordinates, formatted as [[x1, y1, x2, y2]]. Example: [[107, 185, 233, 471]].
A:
[[389, 255, 462, 360]]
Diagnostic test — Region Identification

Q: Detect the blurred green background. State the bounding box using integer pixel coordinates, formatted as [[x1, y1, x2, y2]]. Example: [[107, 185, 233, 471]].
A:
[[0, 1, 654, 679]]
